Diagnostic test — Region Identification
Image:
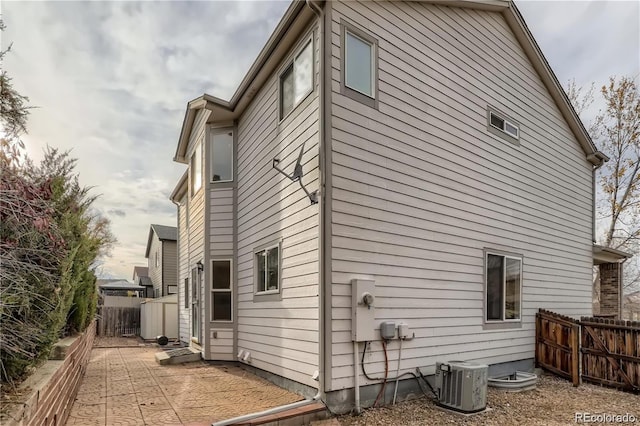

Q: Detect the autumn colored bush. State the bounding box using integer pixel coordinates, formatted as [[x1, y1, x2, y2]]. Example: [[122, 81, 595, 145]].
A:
[[1, 19, 114, 384]]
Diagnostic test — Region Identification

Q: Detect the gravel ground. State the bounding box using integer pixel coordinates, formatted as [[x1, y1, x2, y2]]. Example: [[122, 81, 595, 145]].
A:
[[337, 374, 640, 426]]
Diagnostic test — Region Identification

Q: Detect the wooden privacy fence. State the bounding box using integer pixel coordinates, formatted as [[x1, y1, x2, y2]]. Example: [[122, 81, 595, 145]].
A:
[[581, 316, 640, 391], [97, 305, 140, 337], [535, 309, 640, 392], [535, 309, 580, 386]]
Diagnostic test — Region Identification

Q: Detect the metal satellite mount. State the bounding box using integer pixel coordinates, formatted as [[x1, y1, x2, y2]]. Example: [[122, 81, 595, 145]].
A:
[[272, 143, 318, 205]]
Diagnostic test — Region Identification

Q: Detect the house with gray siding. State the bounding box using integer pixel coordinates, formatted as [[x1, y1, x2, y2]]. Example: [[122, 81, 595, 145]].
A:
[[169, 0, 609, 413], [145, 224, 178, 298]]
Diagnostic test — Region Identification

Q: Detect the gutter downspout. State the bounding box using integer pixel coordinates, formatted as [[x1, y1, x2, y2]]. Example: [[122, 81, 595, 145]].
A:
[[306, 0, 328, 407], [590, 152, 607, 243], [213, 3, 326, 425]]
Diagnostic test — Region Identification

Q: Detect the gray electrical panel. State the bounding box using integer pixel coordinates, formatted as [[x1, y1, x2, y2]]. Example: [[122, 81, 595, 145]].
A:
[[380, 321, 396, 340]]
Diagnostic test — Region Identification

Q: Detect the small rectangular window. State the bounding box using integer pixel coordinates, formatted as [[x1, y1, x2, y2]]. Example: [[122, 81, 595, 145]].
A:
[[168, 285, 177, 294], [255, 245, 280, 293], [345, 31, 374, 97], [184, 278, 189, 308], [190, 142, 202, 195], [280, 38, 313, 119], [489, 111, 519, 140], [211, 131, 233, 182], [486, 252, 522, 322], [211, 260, 232, 321]]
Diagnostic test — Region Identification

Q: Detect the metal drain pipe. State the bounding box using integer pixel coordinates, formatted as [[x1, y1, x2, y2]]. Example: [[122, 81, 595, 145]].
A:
[[211, 396, 320, 426]]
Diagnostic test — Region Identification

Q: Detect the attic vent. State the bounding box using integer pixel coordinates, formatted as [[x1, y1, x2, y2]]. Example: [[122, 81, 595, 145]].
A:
[[489, 110, 519, 139]]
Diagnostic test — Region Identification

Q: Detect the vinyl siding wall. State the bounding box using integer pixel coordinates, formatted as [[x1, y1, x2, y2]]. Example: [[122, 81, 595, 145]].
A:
[[148, 234, 162, 297], [209, 188, 235, 360], [163, 241, 178, 295], [235, 21, 321, 389], [328, 1, 593, 390], [188, 109, 208, 346], [178, 198, 190, 343]]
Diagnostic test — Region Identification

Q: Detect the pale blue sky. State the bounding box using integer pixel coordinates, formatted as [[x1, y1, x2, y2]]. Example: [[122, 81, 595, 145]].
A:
[[2, 1, 638, 279]]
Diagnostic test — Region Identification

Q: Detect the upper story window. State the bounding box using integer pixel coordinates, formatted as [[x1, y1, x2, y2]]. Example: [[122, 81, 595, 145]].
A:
[[341, 22, 378, 109], [487, 108, 520, 143], [345, 31, 374, 97], [190, 141, 202, 195], [485, 252, 522, 323], [155, 251, 159, 268], [280, 38, 313, 119], [210, 130, 233, 182]]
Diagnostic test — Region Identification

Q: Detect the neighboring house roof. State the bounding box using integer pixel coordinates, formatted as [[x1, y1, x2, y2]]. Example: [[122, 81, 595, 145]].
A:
[[98, 280, 145, 291], [138, 276, 153, 287], [144, 224, 178, 258], [593, 244, 633, 265], [132, 266, 149, 280], [173, 0, 607, 167]]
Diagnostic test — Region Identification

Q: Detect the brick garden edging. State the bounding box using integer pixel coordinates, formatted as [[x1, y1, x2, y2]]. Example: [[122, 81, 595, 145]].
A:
[[1, 321, 96, 426]]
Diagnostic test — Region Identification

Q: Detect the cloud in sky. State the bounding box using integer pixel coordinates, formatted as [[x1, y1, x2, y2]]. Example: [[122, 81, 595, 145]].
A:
[[2, 1, 289, 279], [2, 1, 638, 279]]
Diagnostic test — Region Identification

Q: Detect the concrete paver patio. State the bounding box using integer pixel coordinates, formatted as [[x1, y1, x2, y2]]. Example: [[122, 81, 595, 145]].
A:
[[66, 344, 303, 425]]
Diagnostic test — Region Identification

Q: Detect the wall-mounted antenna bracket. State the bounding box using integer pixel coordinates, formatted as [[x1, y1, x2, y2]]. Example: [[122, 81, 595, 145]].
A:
[[272, 143, 318, 205]]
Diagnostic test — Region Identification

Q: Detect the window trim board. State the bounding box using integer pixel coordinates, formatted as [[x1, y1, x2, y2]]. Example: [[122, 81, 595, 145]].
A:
[[210, 258, 233, 323], [486, 107, 520, 145], [483, 248, 523, 330], [209, 127, 234, 184], [340, 19, 379, 110], [253, 240, 283, 302]]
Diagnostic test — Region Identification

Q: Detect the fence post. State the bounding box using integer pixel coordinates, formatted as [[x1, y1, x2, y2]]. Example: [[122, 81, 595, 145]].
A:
[[571, 323, 580, 387], [535, 312, 540, 367]]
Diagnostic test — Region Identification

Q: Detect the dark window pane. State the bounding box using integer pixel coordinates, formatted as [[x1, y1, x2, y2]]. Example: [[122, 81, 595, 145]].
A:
[[212, 261, 231, 289], [184, 278, 189, 308], [490, 113, 504, 130], [486, 254, 504, 320], [505, 258, 521, 319], [267, 247, 279, 291], [211, 132, 233, 182], [212, 292, 231, 321], [256, 251, 266, 292], [280, 65, 294, 118]]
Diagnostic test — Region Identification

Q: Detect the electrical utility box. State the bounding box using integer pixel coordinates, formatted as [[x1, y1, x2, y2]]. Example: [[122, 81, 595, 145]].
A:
[[351, 279, 375, 342]]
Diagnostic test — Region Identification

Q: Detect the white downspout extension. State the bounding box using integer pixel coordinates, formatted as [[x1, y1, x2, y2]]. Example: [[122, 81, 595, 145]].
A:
[[214, 3, 327, 425], [353, 341, 361, 413]]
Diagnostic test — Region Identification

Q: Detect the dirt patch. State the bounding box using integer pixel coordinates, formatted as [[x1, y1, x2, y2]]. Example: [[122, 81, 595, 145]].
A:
[[336, 374, 640, 426]]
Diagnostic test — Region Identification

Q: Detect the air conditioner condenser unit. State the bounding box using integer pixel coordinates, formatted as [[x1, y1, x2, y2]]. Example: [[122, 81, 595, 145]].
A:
[[434, 361, 488, 413]]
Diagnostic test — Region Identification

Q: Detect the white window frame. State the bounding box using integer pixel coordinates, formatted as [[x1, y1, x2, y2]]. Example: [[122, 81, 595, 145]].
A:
[[344, 29, 375, 98], [488, 110, 520, 140], [210, 129, 234, 183], [190, 141, 202, 196], [279, 36, 314, 121], [211, 259, 233, 322], [485, 251, 523, 323], [155, 251, 159, 268], [254, 243, 281, 295]]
